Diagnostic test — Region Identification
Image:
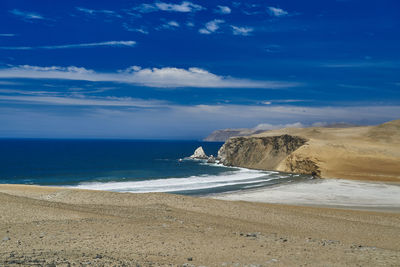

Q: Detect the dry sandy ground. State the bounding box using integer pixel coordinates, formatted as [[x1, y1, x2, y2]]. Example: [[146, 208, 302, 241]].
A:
[[1, 184, 400, 266], [251, 119, 400, 182]]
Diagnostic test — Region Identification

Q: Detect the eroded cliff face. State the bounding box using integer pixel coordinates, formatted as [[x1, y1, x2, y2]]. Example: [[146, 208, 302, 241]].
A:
[[218, 134, 320, 176]]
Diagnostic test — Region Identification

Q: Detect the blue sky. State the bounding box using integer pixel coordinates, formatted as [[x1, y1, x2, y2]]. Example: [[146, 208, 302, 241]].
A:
[[0, 0, 399, 139]]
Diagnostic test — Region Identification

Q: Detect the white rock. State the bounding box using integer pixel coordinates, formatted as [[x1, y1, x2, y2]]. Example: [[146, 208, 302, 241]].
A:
[[190, 146, 208, 159]]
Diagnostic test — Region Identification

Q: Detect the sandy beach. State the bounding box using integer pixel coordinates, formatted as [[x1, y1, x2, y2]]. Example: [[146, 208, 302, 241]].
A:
[[1, 184, 400, 266], [213, 179, 400, 212]]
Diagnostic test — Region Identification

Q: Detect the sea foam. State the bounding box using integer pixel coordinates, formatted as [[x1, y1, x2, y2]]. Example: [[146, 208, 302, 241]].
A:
[[69, 168, 288, 194]]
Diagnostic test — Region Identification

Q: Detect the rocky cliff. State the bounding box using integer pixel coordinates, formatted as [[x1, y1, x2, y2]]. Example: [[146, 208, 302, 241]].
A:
[[218, 135, 320, 176], [217, 119, 400, 182]]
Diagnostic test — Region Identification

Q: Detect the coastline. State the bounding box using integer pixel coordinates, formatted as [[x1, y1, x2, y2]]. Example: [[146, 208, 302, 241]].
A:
[[1, 184, 400, 266]]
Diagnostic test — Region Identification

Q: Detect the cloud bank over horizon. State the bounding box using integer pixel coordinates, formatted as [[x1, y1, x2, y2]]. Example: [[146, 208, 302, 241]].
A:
[[0, 102, 398, 139], [0, 65, 300, 89]]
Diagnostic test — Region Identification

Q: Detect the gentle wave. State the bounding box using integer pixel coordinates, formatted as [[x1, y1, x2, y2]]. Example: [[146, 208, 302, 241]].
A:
[[68, 168, 287, 193]]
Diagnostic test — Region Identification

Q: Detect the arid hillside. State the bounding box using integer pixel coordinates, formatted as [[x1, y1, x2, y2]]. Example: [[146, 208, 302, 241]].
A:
[[218, 120, 400, 181]]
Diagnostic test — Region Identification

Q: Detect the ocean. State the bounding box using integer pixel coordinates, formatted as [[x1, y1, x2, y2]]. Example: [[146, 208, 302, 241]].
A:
[[0, 139, 311, 195]]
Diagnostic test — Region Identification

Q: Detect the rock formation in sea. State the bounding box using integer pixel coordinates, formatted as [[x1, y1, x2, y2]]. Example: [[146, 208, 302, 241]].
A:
[[217, 119, 400, 181], [190, 146, 208, 159], [206, 155, 216, 163]]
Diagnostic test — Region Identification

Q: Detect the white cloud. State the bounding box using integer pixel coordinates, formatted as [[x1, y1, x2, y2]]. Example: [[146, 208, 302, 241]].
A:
[[261, 99, 306, 105], [0, 89, 59, 95], [76, 7, 121, 17], [158, 21, 180, 30], [9, 9, 45, 21], [0, 34, 16, 37], [199, 19, 225, 34], [0, 41, 136, 50], [267, 7, 288, 17], [167, 21, 180, 27], [0, 65, 301, 89], [135, 1, 204, 13], [215, 5, 231, 14], [123, 23, 149, 34], [231, 26, 254, 36], [0, 94, 165, 108]]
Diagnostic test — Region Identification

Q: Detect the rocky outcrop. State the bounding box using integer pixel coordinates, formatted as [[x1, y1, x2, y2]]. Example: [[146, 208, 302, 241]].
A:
[[207, 155, 216, 163], [189, 146, 208, 159], [282, 154, 321, 177], [218, 135, 320, 176]]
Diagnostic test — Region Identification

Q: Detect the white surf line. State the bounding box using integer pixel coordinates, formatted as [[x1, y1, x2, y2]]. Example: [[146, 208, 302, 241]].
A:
[[212, 179, 400, 211], [68, 168, 278, 193]]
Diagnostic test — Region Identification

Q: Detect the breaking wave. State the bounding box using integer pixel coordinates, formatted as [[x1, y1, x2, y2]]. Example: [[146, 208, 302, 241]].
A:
[[69, 167, 301, 195]]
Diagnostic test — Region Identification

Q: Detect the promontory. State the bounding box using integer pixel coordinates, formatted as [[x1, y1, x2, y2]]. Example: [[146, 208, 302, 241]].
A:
[[217, 119, 400, 182]]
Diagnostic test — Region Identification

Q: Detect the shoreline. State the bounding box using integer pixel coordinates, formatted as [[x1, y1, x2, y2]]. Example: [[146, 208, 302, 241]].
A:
[[2, 170, 400, 212]]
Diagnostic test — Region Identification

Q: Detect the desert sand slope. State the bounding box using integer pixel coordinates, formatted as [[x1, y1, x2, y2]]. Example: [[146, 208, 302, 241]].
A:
[[1, 184, 400, 266], [219, 120, 400, 182]]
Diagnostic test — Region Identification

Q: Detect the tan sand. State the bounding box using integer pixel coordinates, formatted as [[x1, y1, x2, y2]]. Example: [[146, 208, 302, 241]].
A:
[[1, 184, 400, 266]]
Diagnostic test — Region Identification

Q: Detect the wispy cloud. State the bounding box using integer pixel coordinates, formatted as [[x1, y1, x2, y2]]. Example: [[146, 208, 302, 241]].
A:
[[322, 61, 400, 68], [76, 7, 121, 17], [267, 7, 289, 17], [0, 89, 59, 95], [321, 60, 400, 68], [231, 26, 254, 36], [123, 24, 149, 34], [242, 4, 263, 15], [261, 99, 307, 105], [199, 19, 225, 34], [0, 65, 301, 89], [264, 44, 281, 53], [9, 9, 45, 21], [158, 21, 180, 30], [0, 41, 136, 50], [0, 94, 166, 108], [0, 81, 21, 85], [214, 5, 231, 14], [0, 34, 16, 37], [135, 1, 204, 13]]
